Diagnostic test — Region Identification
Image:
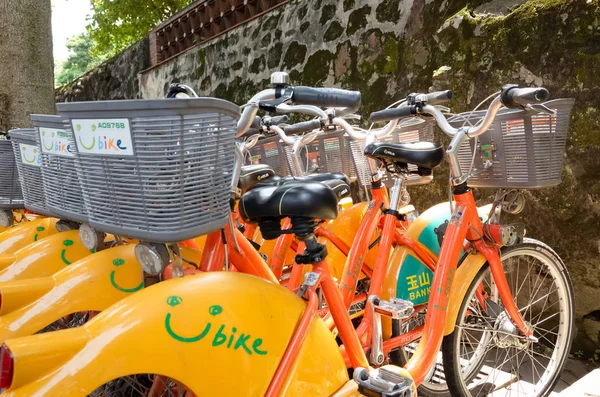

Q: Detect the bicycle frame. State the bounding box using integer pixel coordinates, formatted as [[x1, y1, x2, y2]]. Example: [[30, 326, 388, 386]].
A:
[[402, 186, 532, 385]]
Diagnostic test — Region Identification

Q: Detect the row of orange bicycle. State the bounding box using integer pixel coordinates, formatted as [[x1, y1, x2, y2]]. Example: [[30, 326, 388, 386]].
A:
[[0, 71, 575, 397]]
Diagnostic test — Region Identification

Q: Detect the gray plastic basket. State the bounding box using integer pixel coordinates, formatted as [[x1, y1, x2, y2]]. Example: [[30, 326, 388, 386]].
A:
[[448, 98, 574, 189], [247, 135, 288, 176], [0, 134, 24, 209], [9, 128, 51, 216], [31, 114, 88, 223], [350, 118, 436, 187], [57, 98, 239, 242], [284, 129, 356, 178]]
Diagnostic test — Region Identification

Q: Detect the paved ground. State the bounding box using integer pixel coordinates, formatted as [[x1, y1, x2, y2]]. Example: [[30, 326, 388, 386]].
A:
[[554, 358, 598, 396]]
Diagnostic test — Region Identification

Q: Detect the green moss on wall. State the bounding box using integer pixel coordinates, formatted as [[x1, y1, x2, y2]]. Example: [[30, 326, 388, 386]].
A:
[[303, 50, 335, 85]]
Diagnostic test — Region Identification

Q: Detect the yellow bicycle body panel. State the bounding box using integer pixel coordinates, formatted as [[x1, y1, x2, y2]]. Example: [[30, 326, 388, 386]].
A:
[[0, 218, 59, 256], [0, 230, 92, 281], [322, 202, 380, 279], [0, 277, 55, 315], [0, 244, 142, 342], [5, 272, 348, 397]]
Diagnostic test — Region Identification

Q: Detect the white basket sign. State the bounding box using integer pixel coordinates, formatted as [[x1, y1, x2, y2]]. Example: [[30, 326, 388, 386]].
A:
[[72, 119, 134, 156], [19, 143, 41, 167], [39, 127, 75, 157]]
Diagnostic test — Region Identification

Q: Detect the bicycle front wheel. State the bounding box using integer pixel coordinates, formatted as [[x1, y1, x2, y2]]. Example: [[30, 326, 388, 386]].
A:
[[442, 238, 574, 397]]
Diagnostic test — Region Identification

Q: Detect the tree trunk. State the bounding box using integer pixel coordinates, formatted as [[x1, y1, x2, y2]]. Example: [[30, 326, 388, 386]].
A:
[[0, 0, 55, 131]]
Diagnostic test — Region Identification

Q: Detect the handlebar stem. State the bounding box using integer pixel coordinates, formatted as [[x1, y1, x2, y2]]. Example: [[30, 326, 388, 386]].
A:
[[420, 96, 504, 138], [291, 139, 305, 176], [237, 89, 277, 136], [270, 125, 296, 145], [446, 129, 470, 184], [231, 143, 245, 195]]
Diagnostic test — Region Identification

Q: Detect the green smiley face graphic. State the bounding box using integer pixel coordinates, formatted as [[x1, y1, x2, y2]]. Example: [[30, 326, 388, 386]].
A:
[[22, 146, 38, 164], [60, 239, 75, 265], [109, 257, 144, 293], [33, 225, 45, 242], [41, 130, 54, 151]]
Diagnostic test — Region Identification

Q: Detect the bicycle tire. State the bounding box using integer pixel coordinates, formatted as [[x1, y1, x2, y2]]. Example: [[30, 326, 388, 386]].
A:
[[442, 238, 574, 397]]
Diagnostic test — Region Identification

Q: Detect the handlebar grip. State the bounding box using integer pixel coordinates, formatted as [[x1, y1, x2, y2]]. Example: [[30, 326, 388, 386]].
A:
[[284, 119, 322, 135], [269, 115, 289, 125], [292, 86, 361, 109], [501, 85, 549, 108], [370, 105, 416, 123], [250, 116, 261, 130], [427, 90, 453, 105]]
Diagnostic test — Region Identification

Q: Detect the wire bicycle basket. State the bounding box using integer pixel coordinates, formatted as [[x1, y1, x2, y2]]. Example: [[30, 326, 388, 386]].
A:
[[448, 98, 574, 189], [350, 118, 436, 188], [280, 129, 356, 178], [0, 133, 24, 210], [247, 134, 288, 176], [31, 114, 88, 223], [9, 128, 51, 216], [57, 98, 240, 242]]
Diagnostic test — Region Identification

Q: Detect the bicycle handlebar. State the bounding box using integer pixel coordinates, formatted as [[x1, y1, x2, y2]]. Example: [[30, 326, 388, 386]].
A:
[[425, 90, 453, 105], [420, 85, 549, 138], [370, 105, 416, 123], [500, 85, 549, 108], [284, 119, 322, 135], [292, 87, 361, 110]]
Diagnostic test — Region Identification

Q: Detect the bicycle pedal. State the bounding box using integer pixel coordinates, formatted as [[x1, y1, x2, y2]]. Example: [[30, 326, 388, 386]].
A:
[[353, 367, 414, 397], [373, 297, 414, 320]]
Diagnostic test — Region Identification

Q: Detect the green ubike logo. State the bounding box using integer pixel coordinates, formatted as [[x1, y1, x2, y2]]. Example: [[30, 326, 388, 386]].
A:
[[39, 128, 74, 157], [73, 118, 133, 156], [164, 298, 268, 356]]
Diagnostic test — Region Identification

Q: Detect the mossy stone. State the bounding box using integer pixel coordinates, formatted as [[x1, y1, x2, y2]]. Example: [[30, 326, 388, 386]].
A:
[[376, 0, 401, 23], [324, 21, 344, 42], [347, 5, 371, 36], [300, 21, 311, 33], [261, 33, 272, 47], [303, 50, 335, 86], [343, 0, 355, 12], [283, 42, 308, 69], [268, 43, 283, 69], [249, 56, 265, 74], [231, 61, 243, 71], [320, 4, 337, 24]]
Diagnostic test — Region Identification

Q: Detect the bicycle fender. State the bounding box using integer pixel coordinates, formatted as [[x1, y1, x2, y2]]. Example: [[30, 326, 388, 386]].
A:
[[4, 272, 348, 397], [0, 230, 92, 282], [381, 202, 493, 338], [0, 244, 142, 343], [443, 251, 488, 336], [0, 218, 59, 255]]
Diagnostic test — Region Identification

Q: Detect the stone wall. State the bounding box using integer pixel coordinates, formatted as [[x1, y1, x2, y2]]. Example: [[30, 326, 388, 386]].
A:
[[55, 38, 150, 102], [60, 0, 600, 353]]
